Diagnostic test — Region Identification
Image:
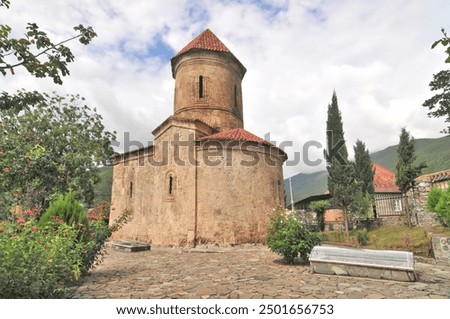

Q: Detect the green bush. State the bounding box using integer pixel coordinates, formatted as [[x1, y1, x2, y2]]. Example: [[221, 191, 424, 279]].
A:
[[435, 187, 450, 227], [426, 187, 443, 212], [0, 219, 84, 298], [39, 192, 89, 237], [356, 228, 369, 246], [0, 205, 131, 298], [267, 210, 322, 264]]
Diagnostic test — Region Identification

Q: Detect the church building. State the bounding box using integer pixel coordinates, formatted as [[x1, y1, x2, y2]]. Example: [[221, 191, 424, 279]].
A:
[[109, 29, 287, 246]]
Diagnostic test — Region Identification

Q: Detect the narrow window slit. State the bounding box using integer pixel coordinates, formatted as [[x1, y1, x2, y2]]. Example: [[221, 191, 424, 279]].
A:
[[129, 181, 133, 198], [169, 175, 173, 195], [199, 75, 204, 98]]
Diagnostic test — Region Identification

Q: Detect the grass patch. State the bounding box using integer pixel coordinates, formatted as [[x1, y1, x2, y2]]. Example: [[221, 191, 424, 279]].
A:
[[322, 225, 450, 256], [365, 226, 430, 256]]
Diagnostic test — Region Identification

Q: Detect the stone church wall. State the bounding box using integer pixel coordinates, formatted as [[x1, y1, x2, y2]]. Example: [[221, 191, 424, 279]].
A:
[[196, 141, 284, 244]]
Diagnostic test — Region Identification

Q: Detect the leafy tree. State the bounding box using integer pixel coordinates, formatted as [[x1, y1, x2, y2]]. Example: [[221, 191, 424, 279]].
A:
[[435, 186, 450, 227], [0, 0, 96, 110], [426, 186, 443, 212], [324, 92, 356, 236], [0, 93, 115, 216], [308, 200, 329, 231], [395, 128, 427, 194], [423, 28, 450, 133], [92, 166, 113, 205]]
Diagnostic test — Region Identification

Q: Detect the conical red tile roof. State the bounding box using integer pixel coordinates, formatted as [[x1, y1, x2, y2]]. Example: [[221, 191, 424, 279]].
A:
[[174, 29, 230, 57], [199, 128, 274, 147]]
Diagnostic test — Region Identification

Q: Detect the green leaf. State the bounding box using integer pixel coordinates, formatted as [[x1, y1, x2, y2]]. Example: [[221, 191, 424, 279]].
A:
[[431, 39, 442, 49]]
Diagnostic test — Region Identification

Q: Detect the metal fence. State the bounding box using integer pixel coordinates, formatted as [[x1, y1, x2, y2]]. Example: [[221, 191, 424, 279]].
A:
[[374, 194, 406, 217]]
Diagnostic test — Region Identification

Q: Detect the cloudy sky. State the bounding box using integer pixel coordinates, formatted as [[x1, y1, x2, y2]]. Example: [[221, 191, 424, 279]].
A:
[[1, 0, 449, 177]]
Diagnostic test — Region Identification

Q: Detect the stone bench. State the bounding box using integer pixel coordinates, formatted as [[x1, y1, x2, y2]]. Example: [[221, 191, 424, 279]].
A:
[[112, 240, 151, 252], [309, 246, 416, 282]]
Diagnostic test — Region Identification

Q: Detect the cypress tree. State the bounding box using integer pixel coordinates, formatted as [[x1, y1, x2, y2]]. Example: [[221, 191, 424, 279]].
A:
[[353, 140, 374, 196], [324, 92, 356, 236], [353, 140, 375, 218], [395, 128, 427, 193], [395, 127, 427, 226], [324, 92, 348, 164]]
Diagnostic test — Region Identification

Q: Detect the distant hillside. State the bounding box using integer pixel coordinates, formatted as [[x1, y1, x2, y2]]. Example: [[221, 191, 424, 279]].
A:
[[284, 170, 328, 205], [285, 135, 450, 205], [92, 166, 113, 205], [370, 135, 450, 174]]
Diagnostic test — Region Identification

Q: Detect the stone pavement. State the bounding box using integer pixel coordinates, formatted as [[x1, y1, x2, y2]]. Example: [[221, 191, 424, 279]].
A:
[[68, 245, 450, 299]]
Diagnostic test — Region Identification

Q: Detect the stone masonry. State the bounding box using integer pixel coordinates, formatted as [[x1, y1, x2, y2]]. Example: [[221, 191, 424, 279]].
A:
[[432, 235, 450, 266], [408, 169, 450, 227]]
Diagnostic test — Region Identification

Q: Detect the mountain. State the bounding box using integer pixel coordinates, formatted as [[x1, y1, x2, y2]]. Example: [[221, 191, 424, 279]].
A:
[[284, 170, 328, 205], [369, 135, 450, 174], [285, 135, 450, 205]]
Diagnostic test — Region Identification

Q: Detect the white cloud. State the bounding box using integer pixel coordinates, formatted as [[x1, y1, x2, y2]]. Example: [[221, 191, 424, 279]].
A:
[[1, 0, 449, 178]]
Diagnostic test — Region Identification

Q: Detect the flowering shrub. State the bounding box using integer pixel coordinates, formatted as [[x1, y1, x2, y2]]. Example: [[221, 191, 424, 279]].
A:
[[267, 209, 322, 264], [0, 219, 84, 298], [0, 198, 131, 297], [80, 203, 131, 274]]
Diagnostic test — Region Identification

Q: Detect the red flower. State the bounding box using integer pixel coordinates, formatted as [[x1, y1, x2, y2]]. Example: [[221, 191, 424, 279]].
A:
[[50, 216, 65, 224]]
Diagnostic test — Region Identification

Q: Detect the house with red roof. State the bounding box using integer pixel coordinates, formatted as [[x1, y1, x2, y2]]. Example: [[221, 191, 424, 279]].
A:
[[371, 163, 404, 218], [288, 163, 405, 229], [109, 29, 287, 246]]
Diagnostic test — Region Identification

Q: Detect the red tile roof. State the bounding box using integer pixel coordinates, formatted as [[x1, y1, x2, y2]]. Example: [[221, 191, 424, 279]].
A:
[[174, 29, 231, 57], [416, 169, 450, 183], [199, 128, 274, 147], [372, 162, 400, 193]]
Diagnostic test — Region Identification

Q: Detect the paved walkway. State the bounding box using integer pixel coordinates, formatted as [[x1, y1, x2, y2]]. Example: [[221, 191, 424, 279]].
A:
[[69, 245, 450, 299]]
